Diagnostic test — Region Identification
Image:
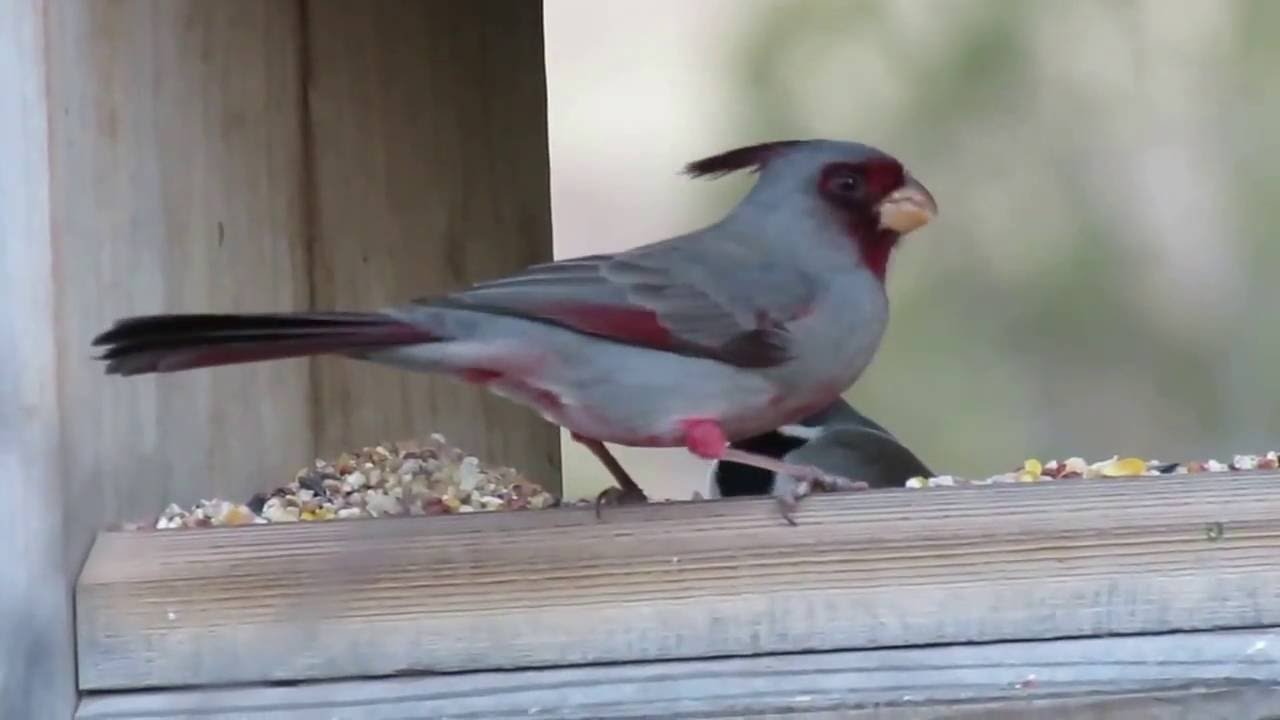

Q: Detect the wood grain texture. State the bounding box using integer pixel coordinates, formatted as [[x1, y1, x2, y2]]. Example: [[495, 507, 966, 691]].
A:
[[45, 0, 314, 571], [303, 0, 561, 489], [0, 2, 78, 718], [72, 629, 1280, 719], [76, 472, 1280, 690], [71, 690, 1280, 720]]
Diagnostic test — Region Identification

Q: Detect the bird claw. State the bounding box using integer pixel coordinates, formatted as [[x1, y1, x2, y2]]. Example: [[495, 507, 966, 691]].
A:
[[594, 485, 649, 519], [773, 466, 869, 526]]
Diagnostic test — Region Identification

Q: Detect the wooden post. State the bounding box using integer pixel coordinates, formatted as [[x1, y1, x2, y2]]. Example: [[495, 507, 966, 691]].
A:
[[45, 0, 561, 565], [5, 1, 560, 714], [45, 0, 315, 568], [42, 0, 558, 595], [0, 4, 78, 718], [303, 0, 561, 485]]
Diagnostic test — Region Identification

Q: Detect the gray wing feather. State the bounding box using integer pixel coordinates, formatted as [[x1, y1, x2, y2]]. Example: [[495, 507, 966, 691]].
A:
[[430, 234, 818, 368]]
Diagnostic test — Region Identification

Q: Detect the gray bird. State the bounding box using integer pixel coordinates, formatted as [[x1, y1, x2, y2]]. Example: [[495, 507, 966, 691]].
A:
[[709, 397, 932, 513], [90, 139, 937, 523]]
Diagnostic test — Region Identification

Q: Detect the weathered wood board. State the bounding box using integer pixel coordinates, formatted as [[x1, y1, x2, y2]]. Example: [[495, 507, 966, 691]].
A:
[[0, 1, 77, 718], [45, 0, 314, 569], [15, 2, 561, 716], [77, 472, 1280, 691], [304, 0, 561, 484], [44, 0, 561, 569], [74, 629, 1280, 719]]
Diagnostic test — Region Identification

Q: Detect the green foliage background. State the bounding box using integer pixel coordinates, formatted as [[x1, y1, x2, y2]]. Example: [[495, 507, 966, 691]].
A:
[[548, 0, 1279, 493], [727, 0, 1279, 476]]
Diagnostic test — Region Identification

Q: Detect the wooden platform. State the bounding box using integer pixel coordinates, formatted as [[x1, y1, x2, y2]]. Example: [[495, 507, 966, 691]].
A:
[[74, 472, 1280, 717], [73, 631, 1280, 719]]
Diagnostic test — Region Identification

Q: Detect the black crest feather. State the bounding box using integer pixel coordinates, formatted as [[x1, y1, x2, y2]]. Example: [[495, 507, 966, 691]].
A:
[[682, 140, 805, 179]]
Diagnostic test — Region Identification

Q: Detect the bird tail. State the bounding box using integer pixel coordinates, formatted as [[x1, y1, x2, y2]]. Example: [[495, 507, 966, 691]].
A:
[[91, 311, 439, 376]]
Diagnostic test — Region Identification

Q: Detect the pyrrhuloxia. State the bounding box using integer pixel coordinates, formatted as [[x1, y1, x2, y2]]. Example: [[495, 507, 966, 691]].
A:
[[92, 139, 937, 522]]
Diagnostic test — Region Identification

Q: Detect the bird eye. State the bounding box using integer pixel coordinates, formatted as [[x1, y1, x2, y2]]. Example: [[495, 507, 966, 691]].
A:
[[832, 173, 863, 196]]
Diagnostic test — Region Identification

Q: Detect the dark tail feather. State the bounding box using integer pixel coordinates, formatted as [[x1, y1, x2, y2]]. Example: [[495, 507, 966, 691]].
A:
[[91, 312, 437, 376]]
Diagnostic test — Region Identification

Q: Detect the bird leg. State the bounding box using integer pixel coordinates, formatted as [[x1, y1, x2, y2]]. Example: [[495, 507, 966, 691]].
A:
[[682, 419, 868, 525], [571, 433, 649, 517], [769, 471, 868, 527]]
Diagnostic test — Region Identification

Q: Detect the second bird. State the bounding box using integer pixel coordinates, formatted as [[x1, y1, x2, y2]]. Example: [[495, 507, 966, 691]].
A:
[[709, 397, 933, 504]]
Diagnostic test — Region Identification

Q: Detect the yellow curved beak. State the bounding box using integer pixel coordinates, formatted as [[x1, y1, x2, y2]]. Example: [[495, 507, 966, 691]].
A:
[[876, 177, 937, 235]]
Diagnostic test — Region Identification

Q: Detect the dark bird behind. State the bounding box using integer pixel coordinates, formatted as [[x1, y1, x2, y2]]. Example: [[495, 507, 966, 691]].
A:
[[710, 397, 933, 505]]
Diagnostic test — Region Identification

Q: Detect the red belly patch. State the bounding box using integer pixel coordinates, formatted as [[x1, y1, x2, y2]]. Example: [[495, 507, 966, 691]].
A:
[[463, 368, 565, 416], [461, 368, 503, 384], [679, 418, 728, 460]]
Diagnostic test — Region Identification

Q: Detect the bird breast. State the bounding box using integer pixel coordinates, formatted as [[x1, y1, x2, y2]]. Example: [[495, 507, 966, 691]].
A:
[[775, 269, 888, 397]]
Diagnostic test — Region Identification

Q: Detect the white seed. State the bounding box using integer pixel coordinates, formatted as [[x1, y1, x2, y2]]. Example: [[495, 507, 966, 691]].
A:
[[1233, 455, 1258, 471], [365, 490, 402, 517], [457, 457, 482, 492]]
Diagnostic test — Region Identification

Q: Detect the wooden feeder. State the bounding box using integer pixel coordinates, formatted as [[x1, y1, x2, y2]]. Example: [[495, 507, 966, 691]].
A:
[[4, 2, 1280, 718]]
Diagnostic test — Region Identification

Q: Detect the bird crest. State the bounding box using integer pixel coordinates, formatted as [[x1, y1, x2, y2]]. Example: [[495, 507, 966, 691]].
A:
[[682, 140, 805, 179]]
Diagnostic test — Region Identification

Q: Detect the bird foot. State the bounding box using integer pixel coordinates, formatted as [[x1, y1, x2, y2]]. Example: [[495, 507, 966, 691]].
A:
[[594, 485, 650, 519], [772, 467, 869, 526]]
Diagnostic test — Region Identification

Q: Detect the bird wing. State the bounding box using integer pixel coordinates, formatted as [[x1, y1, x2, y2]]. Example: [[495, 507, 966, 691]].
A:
[[428, 236, 818, 369], [787, 427, 934, 485], [788, 398, 898, 438]]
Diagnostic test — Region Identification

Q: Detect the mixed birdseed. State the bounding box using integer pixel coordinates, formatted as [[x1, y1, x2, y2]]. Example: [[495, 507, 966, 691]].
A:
[[143, 434, 557, 531], [904, 451, 1280, 489], [135, 443, 1279, 531]]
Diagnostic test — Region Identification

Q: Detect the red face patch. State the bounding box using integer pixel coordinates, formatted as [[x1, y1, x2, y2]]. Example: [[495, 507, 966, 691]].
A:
[[817, 158, 908, 282], [817, 158, 905, 209]]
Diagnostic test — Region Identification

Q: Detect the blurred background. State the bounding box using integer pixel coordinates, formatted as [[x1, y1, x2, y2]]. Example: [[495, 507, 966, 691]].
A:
[[545, 0, 1280, 501]]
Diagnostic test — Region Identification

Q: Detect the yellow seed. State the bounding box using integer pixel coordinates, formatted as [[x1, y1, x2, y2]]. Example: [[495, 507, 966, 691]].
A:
[[1023, 459, 1043, 476], [223, 506, 254, 526], [299, 510, 317, 521], [314, 507, 336, 521], [1102, 457, 1147, 477]]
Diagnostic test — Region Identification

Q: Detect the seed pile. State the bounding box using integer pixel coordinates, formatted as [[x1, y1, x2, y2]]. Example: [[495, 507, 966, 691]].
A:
[[905, 451, 1280, 489], [135, 442, 1280, 531], [147, 434, 556, 530]]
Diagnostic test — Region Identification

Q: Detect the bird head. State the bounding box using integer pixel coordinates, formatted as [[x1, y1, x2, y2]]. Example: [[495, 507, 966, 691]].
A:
[[684, 139, 937, 280]]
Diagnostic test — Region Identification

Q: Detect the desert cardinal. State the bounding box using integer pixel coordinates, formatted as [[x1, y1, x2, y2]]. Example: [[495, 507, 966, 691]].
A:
[[709, 396, 933, 506], [92, 139, 937, 523]]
